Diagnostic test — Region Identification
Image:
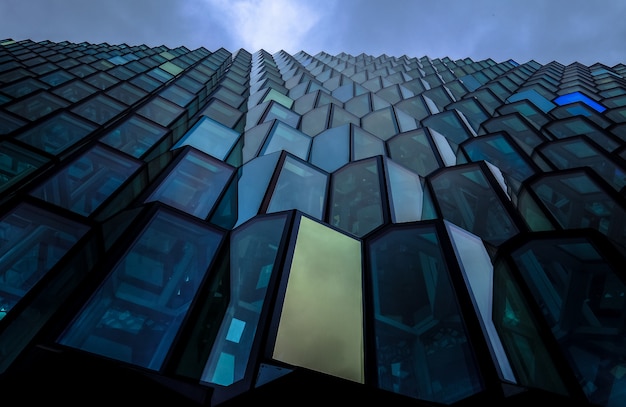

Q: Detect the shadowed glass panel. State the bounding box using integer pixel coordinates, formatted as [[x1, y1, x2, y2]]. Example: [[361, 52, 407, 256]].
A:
[[387, 129, 440, 177], [71, 94, 126, 125], [146, 149, 234, 219], [16, 112, 95, 156], [352, 125, 385, 161], [6, 92, 68, 121], [137, 97, 185, 127], [30, 145, 141, 217], [385, 158, 423, 222], [368, 225, 483, 403], [261, 122, 311, 160], [58, 209, 223, 370], [362, 107, 399, 141], [173, 116, 240, 160], [201, 214, 287, 386], [330, 158, 383, 237], [0, 141, 50, 194], [310, 125, 349, 173], [100, 115, 169, 158], [0, 203, 89, 320]]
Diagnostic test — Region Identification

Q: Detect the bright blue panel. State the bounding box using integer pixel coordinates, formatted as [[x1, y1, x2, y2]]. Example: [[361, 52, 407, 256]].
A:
[[554, 92, 607, 113]]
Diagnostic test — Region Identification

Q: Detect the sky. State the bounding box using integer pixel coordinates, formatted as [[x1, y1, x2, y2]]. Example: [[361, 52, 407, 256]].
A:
[[1, 0, 625, 66]]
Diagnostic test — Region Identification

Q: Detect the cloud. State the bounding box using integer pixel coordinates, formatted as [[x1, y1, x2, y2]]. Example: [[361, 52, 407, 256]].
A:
[[203, 0, 333, 53]]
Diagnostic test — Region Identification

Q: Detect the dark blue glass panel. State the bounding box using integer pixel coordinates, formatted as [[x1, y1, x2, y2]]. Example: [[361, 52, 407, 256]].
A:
[[100, 115, 169, 158], [16, 112, 96, 156], [310, 125, 349, 172], [58, 209, 224, 370], [173, 116, 240, 160]]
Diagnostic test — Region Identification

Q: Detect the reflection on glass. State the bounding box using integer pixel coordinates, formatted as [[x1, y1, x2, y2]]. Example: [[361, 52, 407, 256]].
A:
[[235, 152, 281, 228], [261, 122, 311, 160], [273, 216, 363, 383], [16, 112, 95, 156], [330, 158, 384, 237], [100, 115, 169, 158], [137, 97, 185, 127], [387, 129, 441, 177], [310, 125, 350, 173], [173, 116, 240, 160], [58, 209, 224, 370], [201, 214, 287, 386], [30, 145, 141, 216], [0, 141, 50, 194], [385, 158, 423, 223], [0, 203, 89, 320], [509, 237, 626, 405], [368, 225, 483, 403], [267, 156, 327, 220], [146, 149, 234, 219]]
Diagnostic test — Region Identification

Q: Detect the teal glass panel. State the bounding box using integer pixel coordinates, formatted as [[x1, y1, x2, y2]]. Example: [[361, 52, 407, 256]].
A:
[[58, 209, 223, 370], [106, 82, 148, 106], [482, 115, 546, 156], [137, 97, 185, 127], [329, 158, 383, 237], [6, 92, 68, 121], [267, 156, 327, 220], [130, 74, 161, 92], [461, 134, 535, 183], [201, 214, 287, 386], [242, 121, 273, 163], [100, 115, 169, 158], [506, 89, 556, 113], [492, 257, 570, 395], [311, 125, 350, 173], [261, 122, 311, 160], [52, 80, 98, 103], [30, 144, 141, 217], [530, 171, 626, 249], [459, 75, 482, 92], [430, 165, 518, 245], [395, 108, 418, 133], [1, 78, 49, 98], [300, 105, 330, 136], [361, 107, 399, 141], [497, 100, 549, 130], [0, 111, 26, 135], [387, 129, 441, 177], [368, 225, 483, 404], [262, 101, 300, 129], [84, 72, 118, 90], [71, 94, 126, 125], [423, 87, 454, 111], [0, 141, 50, 194], [554, 91, 607, 113], [159, 84, 195, 107], [40, 69, 74, 86], [545, 118, 619, 152], [385, 158, 423, 222], [511, 238, 626, 405], [395, 96, 431, 122], [173, 116, 240, 160], [16, 112, 96, 156], [330, 105, 359, 129], [146, 149, 234, 219], [447, 98, 488, 132], [201, 99, 243, 129], [235, 152, 281, 228], [147, 67, 173, 83], [422, 111, 472, 147], [344, 93, 372, 118], [352, 125, 385, 161], [538, 138, 626, 193], [0, 203, 89, 320]]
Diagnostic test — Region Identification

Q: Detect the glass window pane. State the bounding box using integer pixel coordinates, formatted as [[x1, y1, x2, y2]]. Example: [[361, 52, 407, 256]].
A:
[[71, 94, 126, 125], [137, 96, 185, 127], [30, 145, 141, 216], [201, 214, 288, 385], [0, 141, 50, 194], [173, 116, 240, 160], [261, 122, 311, 160], [146, 149, 234, 219], [57, 209, 224, 370], [267, 156, 327, 219], [385, 158, 423, 223], [16, 112, 96, 156], [0, 203, 89, 319], [368, 225, 483, 403], [5, 92, 68, 121], [100, 115, 169, 158], [105, 82, 148, 106], [311, 125, 350, 172]]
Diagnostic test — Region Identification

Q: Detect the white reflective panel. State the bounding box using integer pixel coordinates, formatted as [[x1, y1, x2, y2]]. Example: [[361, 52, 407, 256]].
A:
[[444, 220, 516, 382], [385, 158, 423, 223]]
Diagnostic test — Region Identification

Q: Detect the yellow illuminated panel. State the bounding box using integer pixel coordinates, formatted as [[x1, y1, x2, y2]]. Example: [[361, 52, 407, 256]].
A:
[[272, 216, 364, 383]]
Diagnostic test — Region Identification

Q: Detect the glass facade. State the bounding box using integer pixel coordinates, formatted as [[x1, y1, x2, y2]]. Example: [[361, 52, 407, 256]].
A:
[[1, 38, 626, 407]]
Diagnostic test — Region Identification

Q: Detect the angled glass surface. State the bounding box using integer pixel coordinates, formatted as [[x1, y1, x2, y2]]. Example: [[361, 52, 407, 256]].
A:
[[260, 121, 311, 160], [137, 96, 185, 127], [481, 115, 546, 156], [173, 116, 240, 160], [100, 115, 169, 158], [300, 104, 330, 136], [506, 89, 556, 113], [429, 164, 518, 245], [0, 203, 89, 320], [368, 224, 483, 403], [1, 78, 49, 98], [329, 158, 384, 237], [201, 213, 288, 386], [58, 209, 224, 370], [105, 82, 148, 106], [15, 112, 96, 156], [5, 91, 68, 121], [387, 129, 441, 177], [267, 155, 327, 220], [146, 148, 234, 219], [71, 94, 126, 125], [509, 237, 626, 405], [30, 144, 141, 217], [385, 158, 423, 223], [361, 107, 399, 141], [529, 170, 626, 250], [202, 98, 244, 129], [273, 216, 363, 383], [234, 152, 281, 228], [545, 118, 619, 153], [310, 125, 350, 173], [422, 111, 472, 148], [0, 141, 50, 194], [352, 125, 385, 161], [261, 101, 300, 129], [554, 91, 607, 113], [52, 80, 98, 103]]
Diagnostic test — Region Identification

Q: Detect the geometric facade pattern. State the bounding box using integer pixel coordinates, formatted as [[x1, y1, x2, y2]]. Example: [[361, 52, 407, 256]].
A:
[[1, 38, 626, 406]]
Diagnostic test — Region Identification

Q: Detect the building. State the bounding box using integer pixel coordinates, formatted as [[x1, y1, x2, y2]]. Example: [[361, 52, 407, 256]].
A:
[[0, 38, 625, 406]]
